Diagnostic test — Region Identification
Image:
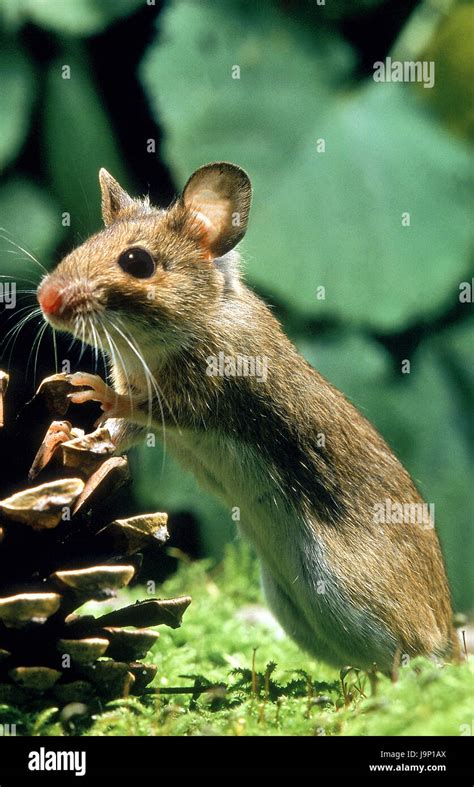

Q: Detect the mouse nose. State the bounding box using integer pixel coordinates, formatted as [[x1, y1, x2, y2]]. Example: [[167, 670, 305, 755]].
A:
[[38, 280, 64, 316]]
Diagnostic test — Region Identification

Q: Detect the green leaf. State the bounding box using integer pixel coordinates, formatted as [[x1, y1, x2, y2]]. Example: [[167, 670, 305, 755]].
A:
[[420, 4, 474, 144], [297, 324, 474, 612], [141, 0, 351, 178], [141, 0, 473, 329], [43, 49, 129, 238], [0, 178, 63, 281], [0, 44, 35, 172], [0, 0, 144, 37]]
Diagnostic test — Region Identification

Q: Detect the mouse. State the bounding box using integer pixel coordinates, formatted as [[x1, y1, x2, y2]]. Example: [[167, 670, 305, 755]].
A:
[[36, 162, 460, 672]]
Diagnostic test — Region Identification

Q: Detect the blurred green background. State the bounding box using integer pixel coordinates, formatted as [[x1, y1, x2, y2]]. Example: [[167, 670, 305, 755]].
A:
[[0, 0, 472, 611]]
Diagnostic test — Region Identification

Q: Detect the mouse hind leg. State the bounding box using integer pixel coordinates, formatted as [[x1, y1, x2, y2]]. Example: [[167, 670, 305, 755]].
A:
[[260, 561, 400, 671], [260, 563, 345, 667]]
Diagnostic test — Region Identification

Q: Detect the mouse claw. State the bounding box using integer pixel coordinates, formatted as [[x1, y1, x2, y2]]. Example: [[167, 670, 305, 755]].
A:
[[66, 372, 105, 388], [66, 372, 120, 414], [67, 390, 98, 405], [66, 371, 144, 424]]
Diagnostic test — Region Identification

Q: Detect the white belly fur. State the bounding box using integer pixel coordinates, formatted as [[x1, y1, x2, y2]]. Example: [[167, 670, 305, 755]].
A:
[[165, 428, 396, 669]]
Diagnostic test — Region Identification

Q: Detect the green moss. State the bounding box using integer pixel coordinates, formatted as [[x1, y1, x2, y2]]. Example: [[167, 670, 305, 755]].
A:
[[1, 544, 471, 736]]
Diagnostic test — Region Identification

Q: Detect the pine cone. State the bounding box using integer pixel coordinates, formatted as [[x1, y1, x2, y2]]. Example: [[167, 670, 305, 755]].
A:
[[0, 372, 191, 706]]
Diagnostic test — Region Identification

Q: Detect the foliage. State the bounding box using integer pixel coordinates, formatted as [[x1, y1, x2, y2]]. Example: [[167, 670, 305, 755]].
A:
[[0, 180, 63, 282], [0, 42, 34, 172], [43, 49, 129, 239], [0, 0, 144, 37], [141, 0, 473, 328]]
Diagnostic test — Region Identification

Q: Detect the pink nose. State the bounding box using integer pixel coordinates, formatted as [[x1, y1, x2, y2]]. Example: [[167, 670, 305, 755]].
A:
[[38, 281, 63, 316]]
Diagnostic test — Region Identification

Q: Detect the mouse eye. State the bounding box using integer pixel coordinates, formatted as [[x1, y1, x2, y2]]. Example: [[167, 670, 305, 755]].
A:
[[117, 247, 156, 279]]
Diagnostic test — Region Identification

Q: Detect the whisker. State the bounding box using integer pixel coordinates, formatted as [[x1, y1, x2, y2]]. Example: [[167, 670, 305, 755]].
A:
[[0, 232, 49, 275], [105, 316, 155, 433], [76, 315, 87, 365], [4, 303, 40, 323], [0, 307, 43, 365], [51, 325, 58, 374], [1, 309, 39, 344], [91, 316, 110, 382], [113, 314, 180, 430], [0, 274, 39, 288], [65, 324, 83, 357], [76, 314, 88, 364], [98, 317, 135, 423], [104, 315, 182, 478], [25, 320, 48, 383], [3, 291, 38, 298], [33, 321, 49, 387], [92, 321, 101, 373]]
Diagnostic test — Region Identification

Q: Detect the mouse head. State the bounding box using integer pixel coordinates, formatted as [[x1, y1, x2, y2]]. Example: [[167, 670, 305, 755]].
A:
[[37, 162, 251, 363]]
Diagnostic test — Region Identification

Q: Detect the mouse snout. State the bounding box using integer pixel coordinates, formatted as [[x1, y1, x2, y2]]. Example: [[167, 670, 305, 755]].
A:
[[38, 279, 64, 316]]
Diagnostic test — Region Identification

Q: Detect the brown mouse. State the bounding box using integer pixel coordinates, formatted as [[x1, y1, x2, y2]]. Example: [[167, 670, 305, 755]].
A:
[[37, 162, 459, 672]]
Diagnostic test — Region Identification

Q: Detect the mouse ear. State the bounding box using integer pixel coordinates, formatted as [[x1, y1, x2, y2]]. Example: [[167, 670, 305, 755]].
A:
[[99, 168, 135, 226], [181, 162, 251, 257]]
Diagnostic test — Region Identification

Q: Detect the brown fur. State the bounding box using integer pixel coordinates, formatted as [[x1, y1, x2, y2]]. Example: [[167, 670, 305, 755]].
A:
[[38, 163, 460, 670]]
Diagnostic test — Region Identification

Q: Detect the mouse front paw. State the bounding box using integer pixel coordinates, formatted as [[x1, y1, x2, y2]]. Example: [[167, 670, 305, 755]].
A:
[[66, 372, 137, 426]]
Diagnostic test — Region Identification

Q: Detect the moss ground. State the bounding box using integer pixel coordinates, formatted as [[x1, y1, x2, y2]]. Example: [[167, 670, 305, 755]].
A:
[[1, 545, 471, 737]]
